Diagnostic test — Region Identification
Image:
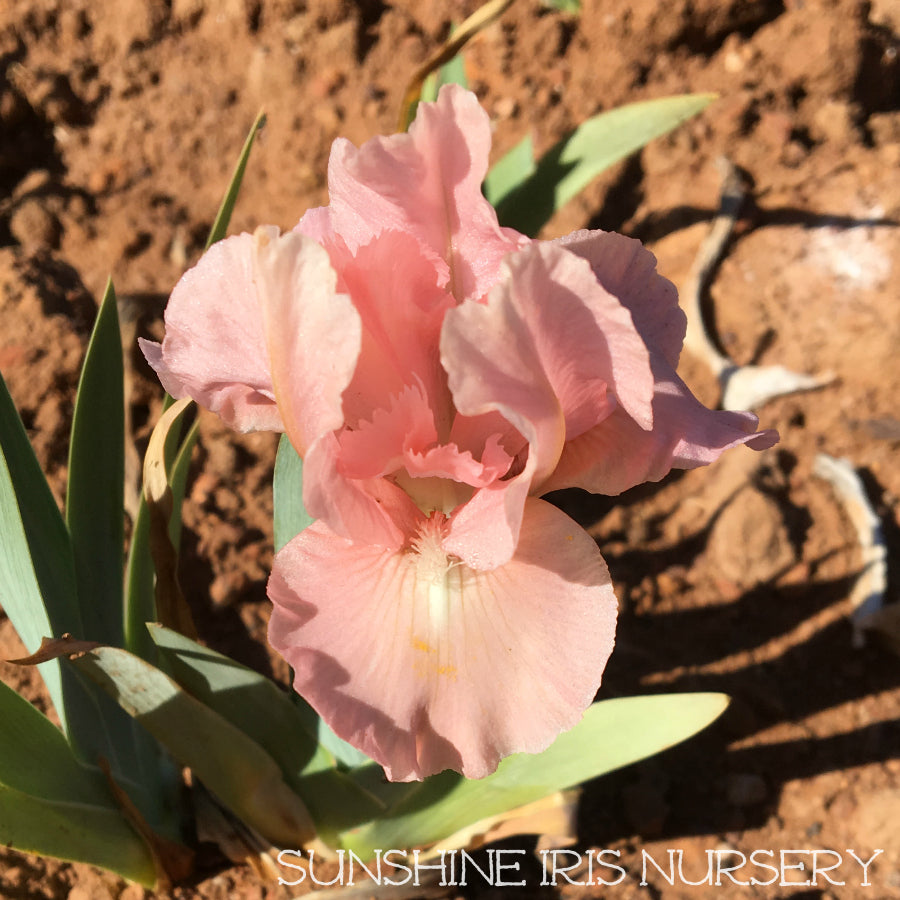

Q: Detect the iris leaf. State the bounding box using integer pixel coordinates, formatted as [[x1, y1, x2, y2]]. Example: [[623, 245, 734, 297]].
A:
[[342, 693, 728, 854], [2, 300, 178, 834], [0, 678, 156, 886], [273, 434, 314, 552], [149, 625, 385, 838], [483, 134, 535, 209], [71, 644, 316, 847], [542, 0, 580, 11], [492, 93, 716, 236], [206, 108, 267, 250], [66, 278, 125, 649], [65, 279, 183, 832], [0, 370, 80, 726]]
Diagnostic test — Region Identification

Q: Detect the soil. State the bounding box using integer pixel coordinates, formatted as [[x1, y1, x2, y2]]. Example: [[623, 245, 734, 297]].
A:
[[1, 0, 900, 897]]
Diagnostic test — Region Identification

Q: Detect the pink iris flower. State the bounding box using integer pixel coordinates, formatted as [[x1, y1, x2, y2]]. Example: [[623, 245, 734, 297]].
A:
[[141, 85, 777, 782]]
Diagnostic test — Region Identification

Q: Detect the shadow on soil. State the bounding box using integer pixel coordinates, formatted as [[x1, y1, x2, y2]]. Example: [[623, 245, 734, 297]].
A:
[[561, 481, 900, 849]]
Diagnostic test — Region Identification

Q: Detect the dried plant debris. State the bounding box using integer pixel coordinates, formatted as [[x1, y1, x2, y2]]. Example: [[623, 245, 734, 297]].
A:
[[682, 157, 834, 412], [813, 454, 890, 648]]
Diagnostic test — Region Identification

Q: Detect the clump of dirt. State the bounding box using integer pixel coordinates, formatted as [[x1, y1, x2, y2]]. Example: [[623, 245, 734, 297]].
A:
[[1, 0, 899, 897]]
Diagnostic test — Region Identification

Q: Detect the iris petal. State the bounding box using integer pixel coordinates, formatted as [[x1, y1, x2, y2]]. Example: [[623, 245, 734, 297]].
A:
[[268, 498, 617, 781]]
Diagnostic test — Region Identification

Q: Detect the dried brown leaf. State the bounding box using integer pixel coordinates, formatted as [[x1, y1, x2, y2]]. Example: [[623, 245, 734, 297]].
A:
[[7, 634, 101, 665], [143, 397, 198, 639], [398, 0, 516, 130], [98, 757, 194, 891]]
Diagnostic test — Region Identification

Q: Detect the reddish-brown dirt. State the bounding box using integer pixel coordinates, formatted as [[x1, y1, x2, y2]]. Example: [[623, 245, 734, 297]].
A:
[[2, 0, 899, 897]]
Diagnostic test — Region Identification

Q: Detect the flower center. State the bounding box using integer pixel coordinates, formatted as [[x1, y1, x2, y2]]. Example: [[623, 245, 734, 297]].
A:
[[408, 512, 462, 631], [409, 511, 451, 574], [394, 470, 474, 516]]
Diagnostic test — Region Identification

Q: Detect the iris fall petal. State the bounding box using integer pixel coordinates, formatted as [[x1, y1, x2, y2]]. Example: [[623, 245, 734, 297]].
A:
[[268, 498, 617, 781]]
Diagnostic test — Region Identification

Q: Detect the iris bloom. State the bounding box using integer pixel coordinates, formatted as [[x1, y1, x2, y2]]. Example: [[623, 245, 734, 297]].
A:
[[142, 86, 776, 781]]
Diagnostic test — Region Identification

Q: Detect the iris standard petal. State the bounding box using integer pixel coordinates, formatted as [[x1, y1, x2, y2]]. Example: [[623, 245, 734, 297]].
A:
[[139, 233, 282, 432], [251, 226, 361, 457], [557, 229, 686, 368], [323, 84, 526, 301], [542, 355, 779, 496]]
